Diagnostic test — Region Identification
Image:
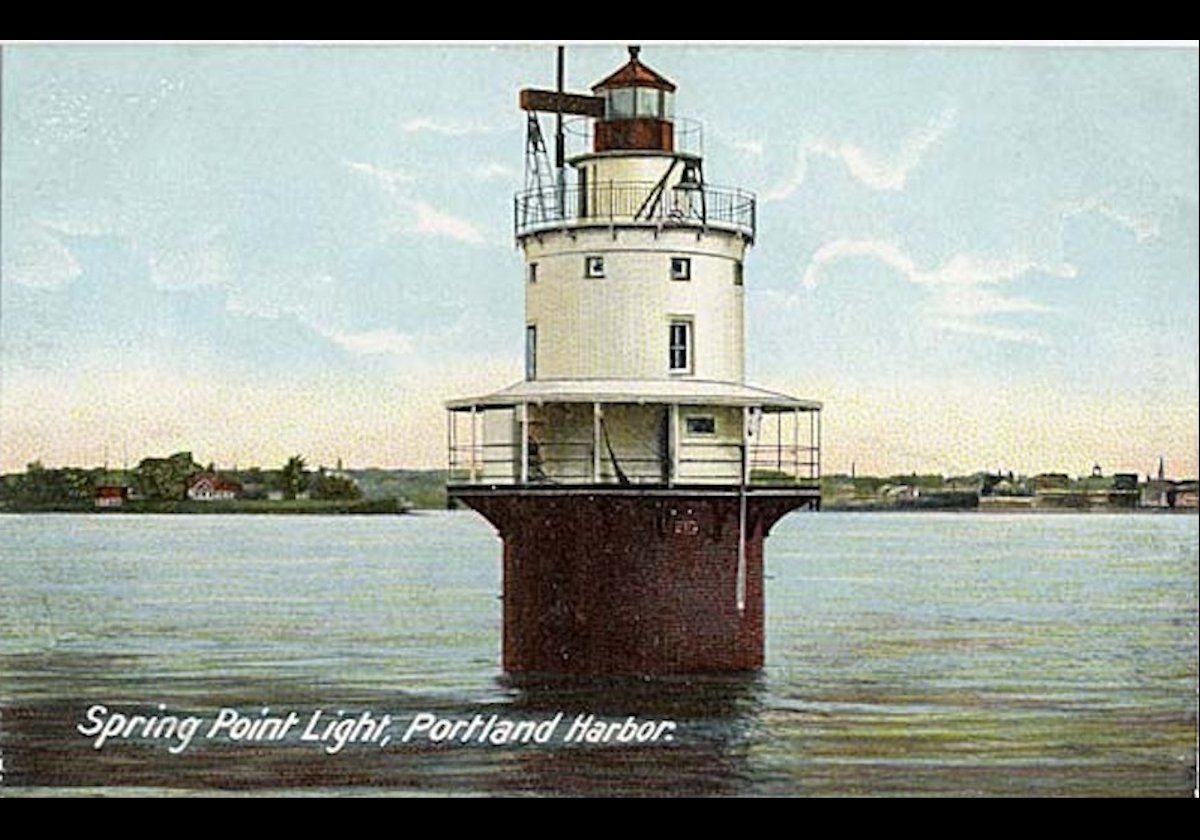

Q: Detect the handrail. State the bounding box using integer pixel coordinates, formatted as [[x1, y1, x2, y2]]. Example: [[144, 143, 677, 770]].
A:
[[514, 180, 756, 240]]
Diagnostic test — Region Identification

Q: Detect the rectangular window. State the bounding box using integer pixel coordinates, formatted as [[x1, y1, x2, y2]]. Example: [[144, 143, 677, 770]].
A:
[[525, 324, 537, 380], [585, 255, 605, 278], [671, 257, 691, 281], [528, 262, 538, 284], [669, 319, 692, 373], [636, 87, 661, 118], [685, 415, 716, 436], [733, 261, 743, 286], [608, 88, 634, 119]]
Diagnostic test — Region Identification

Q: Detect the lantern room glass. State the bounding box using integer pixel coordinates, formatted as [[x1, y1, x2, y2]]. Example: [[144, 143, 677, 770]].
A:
[[607, 88, 634, 119]]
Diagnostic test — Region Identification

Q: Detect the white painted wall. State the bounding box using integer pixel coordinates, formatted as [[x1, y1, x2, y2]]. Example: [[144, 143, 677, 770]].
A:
[[523, 226, 746, 382]]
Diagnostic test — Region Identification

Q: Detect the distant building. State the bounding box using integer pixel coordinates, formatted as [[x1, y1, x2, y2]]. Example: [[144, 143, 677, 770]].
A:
[[1142, 479, 1176, 509], [1174, 481, 1198, 510], [882, 484, 920, 502], [1112, 473, 1138, 491], [94, 485, 128, 508], [185, 473, 242, 501], [1031, 473, 1070, 493]]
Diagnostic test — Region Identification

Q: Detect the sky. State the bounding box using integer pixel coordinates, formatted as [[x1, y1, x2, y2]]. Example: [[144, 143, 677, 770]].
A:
[[2, 42, 1197, 478]]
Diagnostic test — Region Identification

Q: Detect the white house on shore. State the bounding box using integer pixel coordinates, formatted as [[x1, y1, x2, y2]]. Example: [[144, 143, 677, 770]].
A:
[[185, 473, 242, 501]]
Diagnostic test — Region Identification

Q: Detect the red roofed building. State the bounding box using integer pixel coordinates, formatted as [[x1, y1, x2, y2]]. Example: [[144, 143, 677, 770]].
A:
[[94, 485, 129, 508], [185, 473, 243, 501]]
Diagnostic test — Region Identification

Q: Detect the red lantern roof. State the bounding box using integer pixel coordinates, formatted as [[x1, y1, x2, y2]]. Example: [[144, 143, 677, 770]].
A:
[[591, 46, 676, 93]]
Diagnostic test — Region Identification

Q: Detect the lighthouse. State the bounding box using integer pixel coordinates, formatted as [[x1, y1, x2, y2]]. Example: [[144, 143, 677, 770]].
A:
[[446, 47, 822, 675]]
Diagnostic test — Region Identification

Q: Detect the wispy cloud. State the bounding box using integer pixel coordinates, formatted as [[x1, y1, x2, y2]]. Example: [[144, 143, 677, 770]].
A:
[[343, 159, 415, 192], [731, 138, 764, 158], [931, 318, 1049, 346], [801, 238, 1076, 344], [4, 225, 83, 288], [407, 199, 487, 245], [766, 108, 956, 200], [473, 162, 518, 181], [345, 159, 488, 246], [1063, 195, 1160, 243], [322, 327, 415, 356], [400, 117, 497, 136]]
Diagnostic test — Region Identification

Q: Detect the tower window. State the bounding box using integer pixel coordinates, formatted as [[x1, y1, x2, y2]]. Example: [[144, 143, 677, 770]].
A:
[[733, 261, 743, 286], [685, 415, 716, 436], [585, 256, 605, 278], [525, 324, 537, 380], [528, 262, 538, 284], [669, 320, 692, 373], [670, 257, 691, 281]]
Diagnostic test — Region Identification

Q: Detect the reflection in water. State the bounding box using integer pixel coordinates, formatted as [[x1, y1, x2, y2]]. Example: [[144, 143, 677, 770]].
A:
[[495, 672, 766, 796]]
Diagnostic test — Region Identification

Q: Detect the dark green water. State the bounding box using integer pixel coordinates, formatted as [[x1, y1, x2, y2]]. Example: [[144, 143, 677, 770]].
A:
[[0, 511, 1195, 796]]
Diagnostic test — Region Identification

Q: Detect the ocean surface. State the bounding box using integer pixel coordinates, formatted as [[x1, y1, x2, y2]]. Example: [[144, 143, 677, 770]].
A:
[[0, 510, 1195, 797]]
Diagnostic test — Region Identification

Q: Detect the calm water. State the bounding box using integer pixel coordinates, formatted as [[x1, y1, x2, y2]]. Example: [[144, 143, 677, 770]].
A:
[[0, 511, 1195, 796]]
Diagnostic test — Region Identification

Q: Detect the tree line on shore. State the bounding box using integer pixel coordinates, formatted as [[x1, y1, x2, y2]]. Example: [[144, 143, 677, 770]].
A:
[[0, 451, 361, 509]]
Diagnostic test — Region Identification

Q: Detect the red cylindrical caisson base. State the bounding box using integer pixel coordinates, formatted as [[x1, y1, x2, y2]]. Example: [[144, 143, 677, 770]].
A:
[[454, 491, 815, 675]]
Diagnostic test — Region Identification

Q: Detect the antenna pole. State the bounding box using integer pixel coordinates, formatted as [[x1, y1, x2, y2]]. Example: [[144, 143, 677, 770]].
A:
[[555, 45, 565, 217]]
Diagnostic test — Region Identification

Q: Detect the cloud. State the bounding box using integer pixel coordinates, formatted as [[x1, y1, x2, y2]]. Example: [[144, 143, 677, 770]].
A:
[[343, 159, 415, 192], [3, 224, 82, 288], [473, 162, 518, 181], [345, 159, 489, 245], [930, 318, 1048, 346], [407, 200, 488, 245], [731, 138, 764, 158], [400, 117, 497, 136], [802, 239, 1076, 290], [765, 108, 956, 200], [1063, 196, 1160, 243], [322, 327, 415, 356], [801, 238, 1077, 344]]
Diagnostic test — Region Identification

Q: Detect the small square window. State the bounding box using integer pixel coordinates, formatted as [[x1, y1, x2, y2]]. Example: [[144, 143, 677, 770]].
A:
[[671, 257, 691, 281], [733, 261, 743, 286], [685, 415, 716, 436], [528, 262, 538, 283], [585, 256, 605, 278]]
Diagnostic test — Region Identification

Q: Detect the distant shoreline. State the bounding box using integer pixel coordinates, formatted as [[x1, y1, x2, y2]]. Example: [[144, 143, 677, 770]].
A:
[[822, 505, 1197, 515], [4, 504, 1194, 516], [0, 498, 410, 515]]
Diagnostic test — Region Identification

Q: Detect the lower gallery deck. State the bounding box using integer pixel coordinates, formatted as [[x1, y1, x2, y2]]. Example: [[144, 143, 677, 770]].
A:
[[446, 379, 822, 492]]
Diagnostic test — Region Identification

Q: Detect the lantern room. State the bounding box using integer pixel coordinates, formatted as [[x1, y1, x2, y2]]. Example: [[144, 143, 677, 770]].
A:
[[592, 46, 677, 153]]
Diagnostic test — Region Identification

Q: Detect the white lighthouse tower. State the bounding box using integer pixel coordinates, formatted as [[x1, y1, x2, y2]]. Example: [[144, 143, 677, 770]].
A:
[[447, 47, 822, 675]]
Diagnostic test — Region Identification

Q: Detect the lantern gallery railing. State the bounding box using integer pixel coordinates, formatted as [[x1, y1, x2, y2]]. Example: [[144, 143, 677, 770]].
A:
[[514, 180, 756, 240], [446, 403, 820, 490]]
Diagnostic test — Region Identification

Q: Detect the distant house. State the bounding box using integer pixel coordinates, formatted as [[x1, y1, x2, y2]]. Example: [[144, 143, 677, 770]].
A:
[[94, 485, 128, 508], [1112, 473, 1139, 492], [882, 484, 919, 502], [1031, 473, 1071, 494], [1142, 479, 1176, 509], [185, 473, 242, 501], [1174, 481, 1198, 510]]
